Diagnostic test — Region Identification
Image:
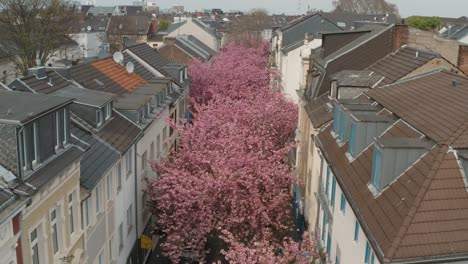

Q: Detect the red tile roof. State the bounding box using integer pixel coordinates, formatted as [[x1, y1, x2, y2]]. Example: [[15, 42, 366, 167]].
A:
[[91, 58, 146, 93]]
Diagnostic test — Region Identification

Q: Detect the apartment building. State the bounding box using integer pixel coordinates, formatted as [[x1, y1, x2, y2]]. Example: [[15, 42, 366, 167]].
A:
[[0, 90, 86, 264], [316, 70, 468, 263]]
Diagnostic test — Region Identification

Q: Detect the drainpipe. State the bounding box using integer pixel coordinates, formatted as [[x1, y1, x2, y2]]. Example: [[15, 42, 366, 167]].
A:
[[134, 144, 140, 263]]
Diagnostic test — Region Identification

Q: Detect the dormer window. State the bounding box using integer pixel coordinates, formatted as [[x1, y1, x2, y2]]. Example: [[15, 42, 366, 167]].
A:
[[184, 67, 188, 79], [179, 70, 183, 83], [371, 149, 382, 189], [19, 108, 70, 176]]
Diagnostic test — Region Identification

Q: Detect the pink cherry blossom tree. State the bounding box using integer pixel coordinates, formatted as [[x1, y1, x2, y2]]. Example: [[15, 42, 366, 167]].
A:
[[148, 43, 320, 263]]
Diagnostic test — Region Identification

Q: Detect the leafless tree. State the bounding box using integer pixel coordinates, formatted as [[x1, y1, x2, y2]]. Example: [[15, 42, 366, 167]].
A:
[[228, 8, 271, 47], [332, 0, 399, 15], [0, 0, 78, 75], [106, 15, 152, 52]]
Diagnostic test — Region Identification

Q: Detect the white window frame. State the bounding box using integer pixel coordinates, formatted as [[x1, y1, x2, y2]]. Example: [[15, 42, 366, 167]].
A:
[[31, 227, 40, 264], [107, 172, 113, 201], [141, 151, 147, 172], [105, 103, 112, 120], [63, 108, 69, 145], [118, 223, 124, 253], [50, 208, 60, 255], [116, 162, 122, 192], [55, 112, 61, 150], [32, 122, 40, 165], [150, 141, 155, 160], [96, 182, 102, 214], [97, 109, 103, 127], [125, 149, 133, 177], [126, 204, 133, 234], [68, 192, 75, 235], [85, 197, 92, 227]]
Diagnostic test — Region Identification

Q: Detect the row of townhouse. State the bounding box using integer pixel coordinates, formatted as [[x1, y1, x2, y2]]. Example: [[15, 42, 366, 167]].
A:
[[285, 11, 468, 264], [0, 44, 190, 264]]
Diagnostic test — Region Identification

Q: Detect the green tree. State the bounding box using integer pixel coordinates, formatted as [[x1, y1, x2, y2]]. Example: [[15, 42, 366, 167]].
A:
[[159, 19, 169, 31], [406, 16, 443, 31]]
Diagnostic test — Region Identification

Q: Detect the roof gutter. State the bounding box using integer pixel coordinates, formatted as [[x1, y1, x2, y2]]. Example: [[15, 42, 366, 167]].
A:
[[315, 131, 386, 263]]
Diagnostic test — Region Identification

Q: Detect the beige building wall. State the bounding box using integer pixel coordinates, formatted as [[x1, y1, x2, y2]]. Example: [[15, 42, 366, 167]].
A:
[[21, 161, 84, 264]]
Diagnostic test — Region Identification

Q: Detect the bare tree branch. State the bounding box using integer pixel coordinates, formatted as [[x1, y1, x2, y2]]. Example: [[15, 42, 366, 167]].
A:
[[0, 0, 78, 75]]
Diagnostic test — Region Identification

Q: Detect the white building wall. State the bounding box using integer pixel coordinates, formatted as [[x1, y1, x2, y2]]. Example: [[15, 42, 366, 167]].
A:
[[317, 157, 381, 264], [281, 39, 321, 103], [70, 32, 107, 59], [0, 218, 19, 264]]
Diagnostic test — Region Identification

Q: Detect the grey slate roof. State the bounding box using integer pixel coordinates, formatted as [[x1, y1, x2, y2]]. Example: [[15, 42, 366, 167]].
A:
[[107, 16, 152, 35], [71, 111, 141, 154], [321, 12, 398, 30], [52, 85, 116, 108], [11, 70, 73, 94], [122, 53, 155, 80], [72, 15, 110, 33], [71, 123, 119, 190], [114, 93, 152, 110], [0, 90, 73, 125], [280, 13, 342, 50], [331, 70, 384, 87], [127, 43, 172, 69], [167, 21, 185, 34], [174, 35, 216, 61], [14, 146, 83, 194], [0, 189, 16, 215]]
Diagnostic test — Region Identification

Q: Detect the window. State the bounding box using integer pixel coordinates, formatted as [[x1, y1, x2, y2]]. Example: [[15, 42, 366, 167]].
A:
[[33, 122, 39, 163], [364, 241, 371, 264], [98, 251, 104, 264], [349, 123, 356, 156], [339, 111, 345, 141], [333, 107, 339, 133], [179, 70, 183, 82], [325, 166, 330, 195], [31, 228, 40, 264], [371, 149, 382, 189], [55, 112, 62, 149], [96, 182, 102, 214], [340, 193, 346, 213], [107, 172, 113, 201], [63, 109, 69, 144], [326, 232, 331, 257], [156, 135, 161, 159], [163, 127, 167, 153], [109, 237, 113, 260], [126, 149, 133, 177], [141, 151, 147, 172], [354, 220, 359, 241], [184, 67, 188, 79], [321, 213, 327, 242], [371, 252, 375, 264], [331, 176, 336, 207], [150, 142, 155, 160], [105, 103, 112, 120], [97, 110, 103, 126], [85, 198, 92, 227], [335, 255, 340, 264], [127, 204, 133, 234], [116, 162, 122, 192], [68, 193, 74, 234], [51, 209, 59, 254], [118, 223, 124, 253]]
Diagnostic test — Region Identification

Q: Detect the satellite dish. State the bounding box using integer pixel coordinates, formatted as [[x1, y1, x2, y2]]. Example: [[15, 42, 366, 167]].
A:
[[126, 62, 134, 74], [87, 25, 92, 31], [113, 51, 124, 64]]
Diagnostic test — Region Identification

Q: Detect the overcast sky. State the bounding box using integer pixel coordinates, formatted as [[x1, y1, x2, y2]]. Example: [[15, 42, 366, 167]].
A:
[[97, 0, 467, 18]]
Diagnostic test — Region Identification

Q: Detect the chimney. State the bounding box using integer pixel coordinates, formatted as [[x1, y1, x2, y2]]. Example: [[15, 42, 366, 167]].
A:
[[393, 24, 409, 50], [29, 60, 47, 79], [457, 45, 468, 74]]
